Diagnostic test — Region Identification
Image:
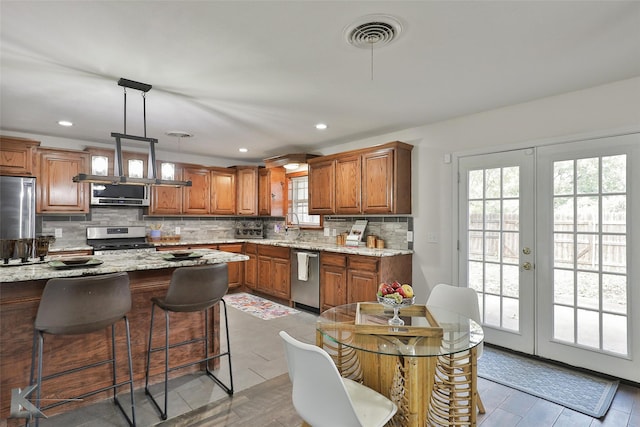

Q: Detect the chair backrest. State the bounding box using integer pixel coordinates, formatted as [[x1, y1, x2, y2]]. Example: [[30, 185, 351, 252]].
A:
[[162, 263, 228, 312], [279, 331, 364, 427], [427, 283, 483, 356], [36, 272, 131, 335]]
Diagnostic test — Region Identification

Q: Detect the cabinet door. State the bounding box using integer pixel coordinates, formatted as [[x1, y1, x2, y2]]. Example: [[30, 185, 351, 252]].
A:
[[38, 149, 89, 213], [347, 268, 379, 304], [258, 168, 285, 216], [335, 154, 361, 214], [308, 158, 335, 214], [150, 162, 183, 214], [236, 167, 258, 215], [218, 243, 244, 289], [183, 166, 211, 214], [244, 243, 258, 289], [0, 137, 38, 176], [257, 255, 272, 293], [271, 256, 291, 299], [321, 264, 347, 310], [211, 168, 236, 215], [362, 148, 394, 214]]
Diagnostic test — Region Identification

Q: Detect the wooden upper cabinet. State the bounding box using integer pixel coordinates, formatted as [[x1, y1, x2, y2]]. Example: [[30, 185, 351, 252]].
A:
[[308, 141, 412, 215], [308, 158, 336, 214], [150, 162, 183, 214], [182, 166, 211, 214], [258, 167, 285, 216], [210, 167, 236, 215], [335, 153, 361, 214], [0, 136, 39, 176], [361, 147, 395, 214], [37, 148, 89, 213], [235, 166, 259, 216]]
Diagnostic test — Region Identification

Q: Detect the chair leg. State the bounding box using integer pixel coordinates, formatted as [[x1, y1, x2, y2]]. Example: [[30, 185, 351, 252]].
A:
[[204, 301, 233, 395], [145, 303, 169, 420], [477, 392, 486, 414], [112, 317, 136, 426]]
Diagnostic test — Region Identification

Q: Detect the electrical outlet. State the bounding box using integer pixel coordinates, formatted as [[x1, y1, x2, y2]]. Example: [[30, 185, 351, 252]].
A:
[[331, 229, 337, 237], [324, 227, 330, 237], [54, 228, 63, 238], [407, 231, 413, 242], [175, 226, 181, 235]]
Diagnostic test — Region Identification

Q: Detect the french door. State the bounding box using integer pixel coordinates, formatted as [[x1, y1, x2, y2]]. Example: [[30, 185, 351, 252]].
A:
[[458, 149, 535, 354], [457, 134, 640, 381]]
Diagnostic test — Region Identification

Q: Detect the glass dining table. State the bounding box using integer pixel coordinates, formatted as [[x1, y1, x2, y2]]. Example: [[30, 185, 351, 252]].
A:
[[316, 302, 484, 427]]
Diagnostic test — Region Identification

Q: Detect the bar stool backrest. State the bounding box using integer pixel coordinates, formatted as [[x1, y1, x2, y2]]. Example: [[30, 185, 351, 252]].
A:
[[35, 272, 131, 335], [161, 264, 228, 312]]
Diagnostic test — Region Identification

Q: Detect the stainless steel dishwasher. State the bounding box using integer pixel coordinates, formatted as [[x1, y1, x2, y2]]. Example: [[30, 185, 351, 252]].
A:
[[291, 249, 320, 311]]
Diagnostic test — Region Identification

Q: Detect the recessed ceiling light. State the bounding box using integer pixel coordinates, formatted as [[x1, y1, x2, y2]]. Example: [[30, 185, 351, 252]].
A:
[[58, 120, 73, 127], [239, 148, 248, 153], [315, 123, 328, 130]]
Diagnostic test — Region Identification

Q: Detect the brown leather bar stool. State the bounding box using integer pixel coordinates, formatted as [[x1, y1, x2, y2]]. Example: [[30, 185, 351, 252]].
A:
[[144, 263, 234, 420], [28, 272, 136, 427]]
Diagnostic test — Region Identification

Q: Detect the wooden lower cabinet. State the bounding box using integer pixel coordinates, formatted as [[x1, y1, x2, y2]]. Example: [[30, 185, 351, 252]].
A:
[[320, 252, 412, 312], [256, 245, 290, 299], [217, 243, 244, 290], [244, 243, 258, 290]]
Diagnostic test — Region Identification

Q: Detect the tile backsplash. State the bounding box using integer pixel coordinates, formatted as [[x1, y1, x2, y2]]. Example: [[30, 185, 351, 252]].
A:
[[39, 207, 412, 250]]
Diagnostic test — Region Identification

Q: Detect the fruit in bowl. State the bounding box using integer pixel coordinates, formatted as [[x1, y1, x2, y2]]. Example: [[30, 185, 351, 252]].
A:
[[377, 281, 415, 306]]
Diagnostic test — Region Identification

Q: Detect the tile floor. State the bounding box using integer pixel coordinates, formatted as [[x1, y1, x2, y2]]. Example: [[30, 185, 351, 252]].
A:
[[24, 299, 640, 427]]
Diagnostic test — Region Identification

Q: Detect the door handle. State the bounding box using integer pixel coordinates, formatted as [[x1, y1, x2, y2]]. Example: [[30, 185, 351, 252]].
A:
[[522, 262, 533, 271]]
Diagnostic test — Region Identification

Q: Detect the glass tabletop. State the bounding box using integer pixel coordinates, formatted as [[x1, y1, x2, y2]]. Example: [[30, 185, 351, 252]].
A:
[[317, 302, 484, 357]]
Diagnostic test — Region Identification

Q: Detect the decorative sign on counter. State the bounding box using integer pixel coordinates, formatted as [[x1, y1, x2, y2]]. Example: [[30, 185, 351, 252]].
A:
[[345, 220, 368, 247]]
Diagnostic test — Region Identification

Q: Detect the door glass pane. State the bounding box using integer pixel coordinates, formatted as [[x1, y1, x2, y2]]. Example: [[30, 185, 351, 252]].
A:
[[466, 165, 521, 332], [552, 155, 628, 355]]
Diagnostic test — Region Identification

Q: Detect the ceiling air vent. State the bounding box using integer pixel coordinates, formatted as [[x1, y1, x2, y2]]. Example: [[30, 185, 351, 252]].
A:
[[345, 15, 403, 49]]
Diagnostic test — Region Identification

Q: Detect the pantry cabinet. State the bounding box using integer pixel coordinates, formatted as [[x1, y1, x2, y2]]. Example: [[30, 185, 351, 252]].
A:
[[309, 141, 412, 215], [0, 136, 39, 176], [37, 148, 89, 213]]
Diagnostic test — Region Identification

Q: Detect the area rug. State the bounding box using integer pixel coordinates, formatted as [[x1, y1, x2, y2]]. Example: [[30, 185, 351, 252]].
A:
[[223, 293, 300, 320], [478, 346, 618, 418]]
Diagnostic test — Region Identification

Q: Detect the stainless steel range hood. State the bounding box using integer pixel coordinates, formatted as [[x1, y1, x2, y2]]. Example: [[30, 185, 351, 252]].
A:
[[73, 78, 192, 188]]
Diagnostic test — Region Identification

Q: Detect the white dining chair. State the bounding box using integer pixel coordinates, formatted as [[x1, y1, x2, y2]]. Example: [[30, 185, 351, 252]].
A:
[[279, 331, 397, 427], [427, 283, 486, 414]]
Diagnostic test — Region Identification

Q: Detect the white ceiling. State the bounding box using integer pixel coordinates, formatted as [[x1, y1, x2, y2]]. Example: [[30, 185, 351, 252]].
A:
[[1, 1, 639, 163]]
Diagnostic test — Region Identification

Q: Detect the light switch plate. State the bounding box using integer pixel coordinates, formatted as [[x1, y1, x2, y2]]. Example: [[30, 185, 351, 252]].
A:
[[324, 227, 330, 237], [54, 228, 63, 238], [407, 231, 413, 242]]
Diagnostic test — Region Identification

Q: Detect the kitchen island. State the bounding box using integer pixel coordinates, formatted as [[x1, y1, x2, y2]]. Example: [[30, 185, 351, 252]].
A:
[[0, 249, 248, 424]]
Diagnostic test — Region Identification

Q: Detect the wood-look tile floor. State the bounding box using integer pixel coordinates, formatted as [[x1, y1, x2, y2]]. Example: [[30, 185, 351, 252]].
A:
[[31, 301, 640, 427]]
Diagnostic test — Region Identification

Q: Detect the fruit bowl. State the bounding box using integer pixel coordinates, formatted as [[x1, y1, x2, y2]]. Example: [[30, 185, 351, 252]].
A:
[[377, 295, 415, 308], [377, 295, 415, 326]]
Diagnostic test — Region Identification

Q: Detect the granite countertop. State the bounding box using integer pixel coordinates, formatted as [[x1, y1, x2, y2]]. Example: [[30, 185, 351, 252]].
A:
[[153, 238, 413, 257], [0, 249, 248, 283]]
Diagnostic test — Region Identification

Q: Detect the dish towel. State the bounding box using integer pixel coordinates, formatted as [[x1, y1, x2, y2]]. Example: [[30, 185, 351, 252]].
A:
[[297, 252, 310, 281]]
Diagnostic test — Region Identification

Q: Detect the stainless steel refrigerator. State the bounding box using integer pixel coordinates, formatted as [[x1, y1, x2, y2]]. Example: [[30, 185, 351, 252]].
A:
[[0, 176, 36, 240]]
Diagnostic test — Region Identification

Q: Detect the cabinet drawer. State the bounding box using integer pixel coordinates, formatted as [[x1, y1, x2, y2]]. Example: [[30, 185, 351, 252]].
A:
[[348, 255, 379, 271], [258, 245, 289, 259], [321, 252, 347, 267], [218, 243, 244, 253]]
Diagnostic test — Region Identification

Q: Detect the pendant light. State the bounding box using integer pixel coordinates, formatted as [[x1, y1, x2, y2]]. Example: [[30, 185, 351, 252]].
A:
[[73, 78, 192, 187]]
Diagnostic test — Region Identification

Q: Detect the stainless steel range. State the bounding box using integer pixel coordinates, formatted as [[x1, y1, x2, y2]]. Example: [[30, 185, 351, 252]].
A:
[[87, 226, 156, 255]]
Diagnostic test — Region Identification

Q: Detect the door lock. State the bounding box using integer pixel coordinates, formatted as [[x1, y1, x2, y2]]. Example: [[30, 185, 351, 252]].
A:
[[522, 262, 533, 271], [522, 247, 531, 255]]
